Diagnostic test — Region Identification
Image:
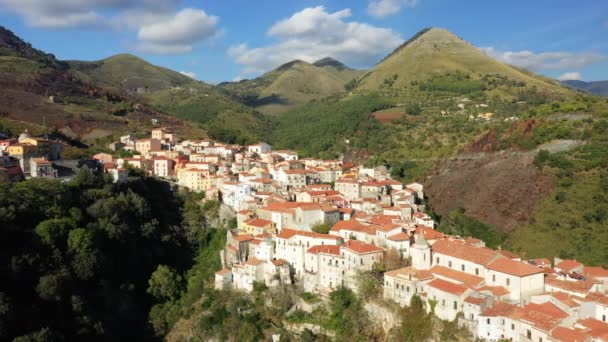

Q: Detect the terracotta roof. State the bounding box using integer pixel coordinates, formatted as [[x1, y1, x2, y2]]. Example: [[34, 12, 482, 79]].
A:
[[556, 259, 583, 272], [480, 301, 521, 318], [464, 296, 486, 306], [551, 326, 592, 342], [585, 292, 608, 306], [307, 245, 340, 255], [519, 302, 568, 332], [232, 232, 254, 242], [384, 267, 433, 280], [429, 265, 484, 288], [215, 268, 232, 276], [245, 257, 264, 266], [387, 232, 410, 242], [487, 258, 544, 277], [276, 228, 339, 241], [376, 223, 402, 233], [244, 218, 273, 228], [546, 274, 597, 295], [475, 285, 510, 297], [330, 220, 376, 235], [415, 227, 444, 240], [342, 240, 383, 254], [577, 318, 608, 340], [584, 266, 608, 280], [427, 278, 469, 296], [432, 238, 500, 266], [272, 259, 289, 266], [551, 292, 583, 308]]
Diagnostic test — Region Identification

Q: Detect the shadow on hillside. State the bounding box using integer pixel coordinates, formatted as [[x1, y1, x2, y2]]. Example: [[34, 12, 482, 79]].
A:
[[249, 94, 290, 107]]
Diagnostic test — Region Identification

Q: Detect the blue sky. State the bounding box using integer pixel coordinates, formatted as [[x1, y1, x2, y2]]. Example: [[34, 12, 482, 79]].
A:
[[0, 0, 607, 83]]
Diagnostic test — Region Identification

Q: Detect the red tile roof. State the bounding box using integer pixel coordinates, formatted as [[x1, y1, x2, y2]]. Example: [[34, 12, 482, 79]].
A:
[[215, 268, 232, 276], [306, 245, 340, 255], [384, 267, 434, 280], [487, 258, 544, 277], [330, 220, 376, 235], [415, 227, 444, 240], [432, 238, 500, 266], [427, 278, 469, 296], [556, 259, 583, 272], [519, 302, 568, 332], [276, 228, 339, 240], [342, 240, 383, 254], [475, 285, 510, 297], [551, 326, 592, 342], [244, 218, 273, 228], [429, 265, 485, 288], [584, 266, 608, 280], [245, 257, 264, 266], [387, 232, 410, 242], [480, 301, 521, 318]]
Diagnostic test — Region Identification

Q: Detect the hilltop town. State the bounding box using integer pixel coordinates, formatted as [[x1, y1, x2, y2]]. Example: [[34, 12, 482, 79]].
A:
[[3, 126, 607, 341]]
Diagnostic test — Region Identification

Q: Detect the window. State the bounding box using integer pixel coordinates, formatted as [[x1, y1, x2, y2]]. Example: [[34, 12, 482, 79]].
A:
[[511, 324, 515, 330], [487, 318, 490, 324], [406, 286, 410, 293], [527, 330, 531, 339], [436, 257, 440, 264], [604, 315, 606, 322], [461, 264, 465, 272], [506, 278, 510, 286], [449, 261, 452, 268], [453, 301, 457, 310], [492, 274, 496, 282], [475, 268, 479, 275]]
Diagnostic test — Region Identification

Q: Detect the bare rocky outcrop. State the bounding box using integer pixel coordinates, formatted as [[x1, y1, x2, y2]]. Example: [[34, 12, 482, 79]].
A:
[[425, 150, 555, 232]]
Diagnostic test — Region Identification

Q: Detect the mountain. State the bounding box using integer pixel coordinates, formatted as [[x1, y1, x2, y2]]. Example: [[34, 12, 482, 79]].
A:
[[67, 54, 193, 93], [562, 80, 608, 97], [219, 58, 363, 116], [353, 28, 571, 101], [0, 26, 203, 141], [67, 53, 267, 143]]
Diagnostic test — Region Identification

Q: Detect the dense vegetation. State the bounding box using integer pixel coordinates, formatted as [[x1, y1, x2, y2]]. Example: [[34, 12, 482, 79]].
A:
[[266, 95, 395, 158], [0, 171, 214, 341], [506, 117, 608, 265], [437, 208, 506, 249]]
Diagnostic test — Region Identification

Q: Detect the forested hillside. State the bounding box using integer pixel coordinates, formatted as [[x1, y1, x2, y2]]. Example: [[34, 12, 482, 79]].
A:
[[0, 170, 223, 341]]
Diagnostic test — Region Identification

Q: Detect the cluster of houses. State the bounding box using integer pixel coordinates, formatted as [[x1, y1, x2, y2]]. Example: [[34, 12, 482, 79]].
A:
[[0, 130, 64, 180], [6, 126, 608, 341]]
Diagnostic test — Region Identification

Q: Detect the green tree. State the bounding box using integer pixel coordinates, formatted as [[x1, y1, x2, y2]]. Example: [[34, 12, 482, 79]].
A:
[[147, 265, 183, 301]]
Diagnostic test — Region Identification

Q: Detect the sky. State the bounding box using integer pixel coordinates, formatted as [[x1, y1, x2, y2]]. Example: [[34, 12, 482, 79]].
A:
[[0, 0, 607, 84]]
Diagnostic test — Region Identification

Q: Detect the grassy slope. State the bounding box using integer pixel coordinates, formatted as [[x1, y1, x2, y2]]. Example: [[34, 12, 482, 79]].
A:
[[220, 59, 363, 116], [67, 54, 267, 142], [355, 28, 571, 101], [145, 83, 268, 144], [67, 54, 193, 92]]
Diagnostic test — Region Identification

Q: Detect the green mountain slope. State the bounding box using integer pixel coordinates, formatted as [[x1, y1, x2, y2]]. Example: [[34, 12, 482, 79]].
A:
[[67, 54, 193, 93], [0, 26, 203, 141], [219, 58, 363, 116], [353, 28, 572, 102], [67, 53, 267, 143]]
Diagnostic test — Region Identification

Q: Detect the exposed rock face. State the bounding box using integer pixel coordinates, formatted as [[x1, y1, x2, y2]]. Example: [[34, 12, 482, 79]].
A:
[[425, 150, 555, 232], [364, 302, 400, 334]]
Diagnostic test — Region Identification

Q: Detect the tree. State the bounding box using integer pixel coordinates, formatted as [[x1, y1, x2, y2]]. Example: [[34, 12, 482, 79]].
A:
[[383, 248, 409, 271], [147, 265, 183, 301], [393, 295, 433, 341], [311, 223, 330, 234], [406, 103, 422, 115]]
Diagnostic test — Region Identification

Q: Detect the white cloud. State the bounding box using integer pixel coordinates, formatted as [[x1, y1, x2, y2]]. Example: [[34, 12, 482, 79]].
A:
[[136, 8, 219, 54], [557, 72, 582, 81], [179, 71, 197, 79], [0, 0, 180, 28], [228, 6, 402, 77], [367, 0, 418, 18], [482, 47, 605, 71]]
